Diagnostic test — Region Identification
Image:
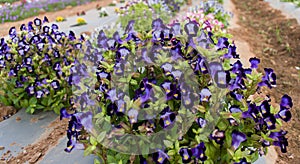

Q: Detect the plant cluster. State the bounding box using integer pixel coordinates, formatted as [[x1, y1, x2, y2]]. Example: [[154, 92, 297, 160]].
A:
[[0, 17, 85, 114], [59, 2, 293, 164]]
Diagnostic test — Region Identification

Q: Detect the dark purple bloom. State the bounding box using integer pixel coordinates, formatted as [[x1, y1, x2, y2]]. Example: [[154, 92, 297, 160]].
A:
[[152, 18, 164, 30], [9, 27, 16, 38], [231, 130, 247, 150], [159, 107, 176, 128], [60, 108, 72, 120], [161, 63, 173, 76], [34, 18, 42, 26], [210, 129, 225, 144], [184, 21, 199, 37], [259, 100, 271, 117], [231, 60, 243, 74], [264, 115, 276, 130], [127, 108, 139, 124], [208, 62, 223, 79], [153, 149, 169, 164], [26, 65, 34, 73], [242, 103, 259, 121], [199, 88, 211, 102], [280, 94, 293, 109], [53, 62, 61, 71], [258, 68, 276, 88], [43, 16, 49, 23], [26, 86, 35, 96], [116, 47, 130, 61], [171, 23, 181, 36], [116, 100, 126, 115], [230, 105, 242, 113], [277, 109, 292, 122], [216, 37, 229, 50], [179, 148, 192, 163], [269, 130, 288, 153], [8, 68, 17, 76], [69, 31, 76, 41], [0, 59, 5, 68], [249, 57, 260, 69], [20, 24, 27, 31], [197, 117, 207, 128], [51, 80, 60, 90], [224, 44, 239, 59], [36, 90, 44, 99], [191, 142, 207, 162], [230, 90, 244, 101], [171, 70, 182, 81], [96, 71, 111, 81]]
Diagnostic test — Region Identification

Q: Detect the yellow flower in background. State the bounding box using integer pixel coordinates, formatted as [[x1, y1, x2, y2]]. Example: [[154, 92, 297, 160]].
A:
[[76, 17, 86, 24], [114, 7, 120, 13], [56, 16, 65, 22]]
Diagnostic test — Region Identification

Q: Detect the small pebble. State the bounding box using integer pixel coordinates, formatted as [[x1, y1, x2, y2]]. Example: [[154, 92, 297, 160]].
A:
[[16, 117, 21, 121], [0, 146, 4, 150]]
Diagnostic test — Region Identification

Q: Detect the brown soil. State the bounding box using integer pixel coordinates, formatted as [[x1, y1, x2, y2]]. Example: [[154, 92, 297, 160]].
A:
[[0, 104, 17, 122], [230, 0, 300, 163], [0, 0, 113, 37], [2, 117, 69, 163]]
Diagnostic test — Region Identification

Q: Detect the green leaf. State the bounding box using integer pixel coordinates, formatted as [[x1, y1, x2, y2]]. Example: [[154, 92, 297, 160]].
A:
[[97, 131, 106, 143], [107, 155, 117, 163], [163, 140, 174, 148], [0, 95, 10, 106], [90, 136, 98, 146], [94, 159, 101, 164], [84, 145, 96, 156], [25, 106, 35, 114], [29, 97, 37, 105]]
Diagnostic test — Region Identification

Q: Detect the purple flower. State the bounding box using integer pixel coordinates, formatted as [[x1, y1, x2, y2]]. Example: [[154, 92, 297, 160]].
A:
[[34, 18, 42, 26], [197, 117, 207, 128], [152, 18, 164, 31], [263, 115, 276, 130], [179, 148, 192, 163], [153, 149, 169, 164], [9, 27, 16, 38], [223, 44, 237, 58], [171, 23, 181, 36], [36, 90, 44, 99], [199, 88, 211, 102], [277, 109, 292, 122], [184, 21, 199, 37], [60, 108, 72, 120], [210, 129, 225, 144], [230, 105, 242, 113], [51, 80, 60, 90], [280, 94, 293, 109], [269, 130, 288, 153], [216, 37, 229, 50], [258, 68, 276, 88], [26, 86, 35, 96], [249, 57, 260, 69], [231, 130, 247, 150], [191, 142, 207, 162], [230, 90, 244, 101], [127, 108, 139, 124], [159, 107, 176, 128], [161, 63, 173, 76]]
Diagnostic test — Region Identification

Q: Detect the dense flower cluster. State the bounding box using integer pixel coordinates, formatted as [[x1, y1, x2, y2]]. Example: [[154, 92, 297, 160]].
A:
[[0, 17, 84, 113]]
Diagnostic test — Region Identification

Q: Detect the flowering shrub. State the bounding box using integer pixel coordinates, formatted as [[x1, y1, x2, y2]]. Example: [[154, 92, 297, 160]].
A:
[[0, 17, 85, 114], [61, 14, 293, 164]]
